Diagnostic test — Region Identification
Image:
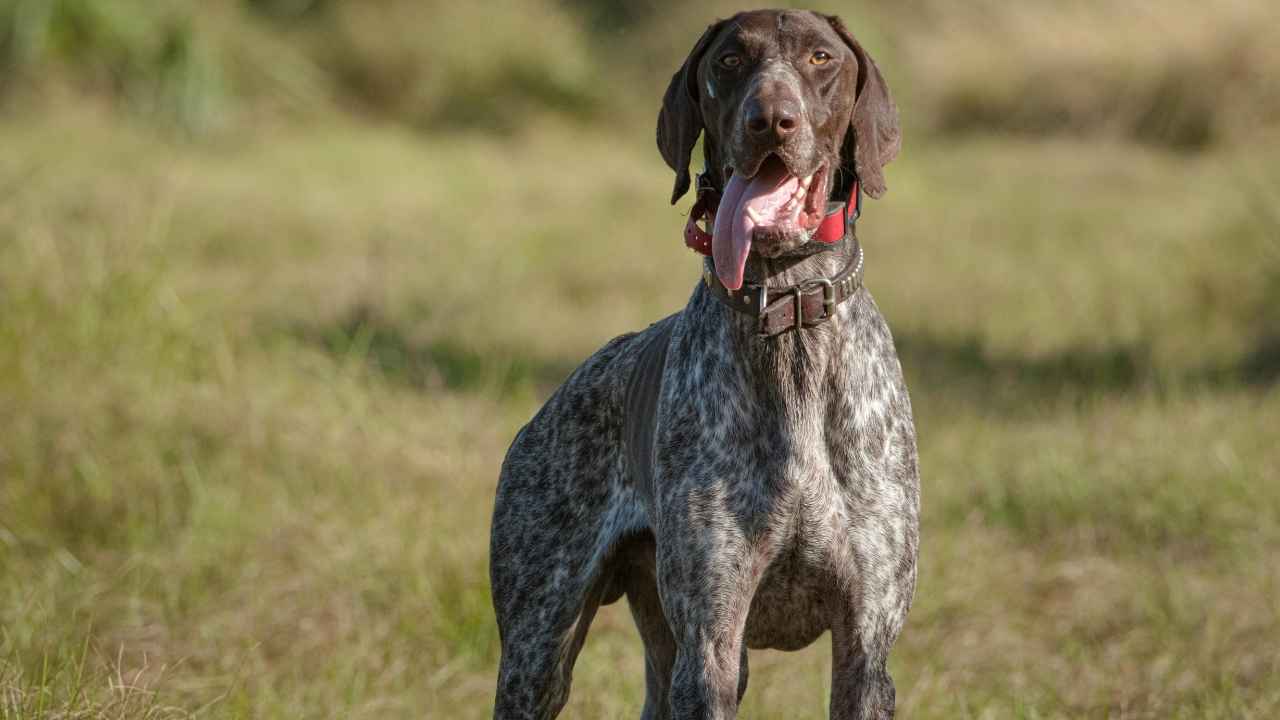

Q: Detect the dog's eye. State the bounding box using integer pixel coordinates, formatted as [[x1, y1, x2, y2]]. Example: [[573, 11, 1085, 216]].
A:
[[719, 54, 742, 69], [810, 50, 832, 66]]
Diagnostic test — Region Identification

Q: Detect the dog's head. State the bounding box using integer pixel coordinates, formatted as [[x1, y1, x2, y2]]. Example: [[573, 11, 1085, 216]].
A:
[[658, 10, 900, 289]]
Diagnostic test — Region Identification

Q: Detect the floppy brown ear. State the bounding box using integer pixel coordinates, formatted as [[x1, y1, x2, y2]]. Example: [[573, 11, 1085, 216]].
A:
[[657, 21, 725, 205], [827, 15, 901, 199]]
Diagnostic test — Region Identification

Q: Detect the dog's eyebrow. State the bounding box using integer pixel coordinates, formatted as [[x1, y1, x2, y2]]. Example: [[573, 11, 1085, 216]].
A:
[[721, 21, 745, 46], [793, 27, 839, 49], [724, 20, 774, 51]]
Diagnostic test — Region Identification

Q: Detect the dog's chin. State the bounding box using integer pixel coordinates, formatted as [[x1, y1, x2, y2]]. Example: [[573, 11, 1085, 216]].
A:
[[750, 225, 815, 258]]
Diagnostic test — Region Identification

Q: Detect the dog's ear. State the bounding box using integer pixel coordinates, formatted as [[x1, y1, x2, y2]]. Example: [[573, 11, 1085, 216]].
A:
[[827, 15, 901, 199], [657, 20, 725, 205]]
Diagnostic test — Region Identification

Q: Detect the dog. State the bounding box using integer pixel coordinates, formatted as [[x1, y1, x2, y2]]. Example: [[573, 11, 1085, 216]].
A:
[[490, 9, 919, 719]]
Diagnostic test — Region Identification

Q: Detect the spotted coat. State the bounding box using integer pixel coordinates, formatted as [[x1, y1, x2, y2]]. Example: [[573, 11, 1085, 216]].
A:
[[490, 9, 918, 720]]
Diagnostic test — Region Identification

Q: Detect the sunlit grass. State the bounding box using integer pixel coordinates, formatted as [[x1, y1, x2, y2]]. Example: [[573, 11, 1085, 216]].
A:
[[3, 102, 1278, 718], [2, 2, 1279, 717]]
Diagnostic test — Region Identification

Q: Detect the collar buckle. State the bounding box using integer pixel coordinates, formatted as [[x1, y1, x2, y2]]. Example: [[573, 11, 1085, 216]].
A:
[[800, 277, 836, 319], [754, 276, 837, 336]]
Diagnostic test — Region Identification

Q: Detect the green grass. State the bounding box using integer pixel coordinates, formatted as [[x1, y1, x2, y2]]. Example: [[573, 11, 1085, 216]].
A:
[[2, 2, 1280, 718]]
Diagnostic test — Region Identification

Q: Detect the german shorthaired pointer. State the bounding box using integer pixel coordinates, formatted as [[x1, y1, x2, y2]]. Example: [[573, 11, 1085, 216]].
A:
[[490, 10, 918, 719]]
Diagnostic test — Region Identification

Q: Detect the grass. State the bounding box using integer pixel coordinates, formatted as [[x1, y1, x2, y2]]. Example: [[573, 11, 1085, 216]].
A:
[[2, 2, 1279, 718], [895, 0, 1280, 148]]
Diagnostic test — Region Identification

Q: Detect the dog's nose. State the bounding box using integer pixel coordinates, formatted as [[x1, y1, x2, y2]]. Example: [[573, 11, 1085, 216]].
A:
[[745, 98, 800, 143]]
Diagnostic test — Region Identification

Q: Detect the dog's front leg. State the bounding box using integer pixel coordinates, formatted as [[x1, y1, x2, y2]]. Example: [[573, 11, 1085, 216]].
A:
[[655, 522, 759, 720], [829, 603, 899, 720]]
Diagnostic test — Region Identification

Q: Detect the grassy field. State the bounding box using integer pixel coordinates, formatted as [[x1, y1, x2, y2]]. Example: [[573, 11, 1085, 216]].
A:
[[2, 2, 1279, 718]]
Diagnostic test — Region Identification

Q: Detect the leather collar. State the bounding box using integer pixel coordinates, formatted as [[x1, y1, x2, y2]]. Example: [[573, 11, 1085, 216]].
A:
[[702, 239, 865, 337]]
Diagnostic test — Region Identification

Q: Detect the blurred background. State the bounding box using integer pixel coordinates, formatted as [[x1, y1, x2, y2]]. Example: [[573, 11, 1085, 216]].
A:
[[1, 0, 1278, 717]]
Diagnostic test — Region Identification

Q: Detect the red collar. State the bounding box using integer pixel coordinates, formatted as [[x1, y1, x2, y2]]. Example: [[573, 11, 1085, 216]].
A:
[[683, 176, 861, 256]]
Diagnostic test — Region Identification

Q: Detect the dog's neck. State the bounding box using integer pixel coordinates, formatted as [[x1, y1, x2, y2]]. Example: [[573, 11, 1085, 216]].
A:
[[692, 235, 864, 397]]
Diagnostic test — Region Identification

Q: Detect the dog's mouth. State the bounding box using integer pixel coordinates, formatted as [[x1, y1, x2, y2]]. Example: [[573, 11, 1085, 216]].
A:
[[712, 154, 831, 290]]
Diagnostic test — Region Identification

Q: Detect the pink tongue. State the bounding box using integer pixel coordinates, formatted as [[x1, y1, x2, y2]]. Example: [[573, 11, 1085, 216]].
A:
[[711, 161, 798, 290]]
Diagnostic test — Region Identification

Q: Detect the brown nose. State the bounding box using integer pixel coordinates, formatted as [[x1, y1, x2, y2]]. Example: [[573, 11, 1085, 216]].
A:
[[745, 97, 800, 143]]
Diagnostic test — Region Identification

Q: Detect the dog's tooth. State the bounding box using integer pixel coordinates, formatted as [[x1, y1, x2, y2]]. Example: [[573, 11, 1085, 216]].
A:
[[745, 207, 764, 224], [795, 187, 806, 200]]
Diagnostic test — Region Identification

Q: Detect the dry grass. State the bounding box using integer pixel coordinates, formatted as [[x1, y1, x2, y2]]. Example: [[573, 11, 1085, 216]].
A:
[[7, 1, 1279, 145], [896, 0, 1280, 148], [2, 2, 1279, 718]]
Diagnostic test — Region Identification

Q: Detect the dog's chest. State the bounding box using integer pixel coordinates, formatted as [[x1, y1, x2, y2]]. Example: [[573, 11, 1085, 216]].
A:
[[740, 375, 904, 639], [652, 293, 917, 649], [741, 467, 847, 650]]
